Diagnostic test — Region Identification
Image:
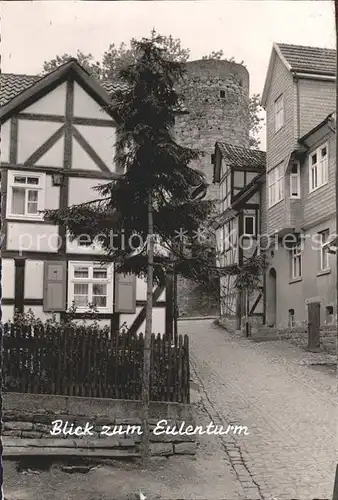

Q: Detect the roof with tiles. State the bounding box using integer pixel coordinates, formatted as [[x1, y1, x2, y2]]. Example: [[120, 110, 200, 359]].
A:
[[0, 71, 127, 107], [276, 43, 335, 76], [217, 142, 266, 169], [0, 73, 40, 106]]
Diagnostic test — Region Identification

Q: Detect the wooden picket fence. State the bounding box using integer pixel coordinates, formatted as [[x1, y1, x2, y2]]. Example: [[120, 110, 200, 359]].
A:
[[2, 323, 190, 404]]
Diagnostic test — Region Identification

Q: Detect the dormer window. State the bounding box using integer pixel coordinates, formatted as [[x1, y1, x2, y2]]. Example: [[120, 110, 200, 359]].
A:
[[290, 162, 300, 198], [274, 94, 284, 132]]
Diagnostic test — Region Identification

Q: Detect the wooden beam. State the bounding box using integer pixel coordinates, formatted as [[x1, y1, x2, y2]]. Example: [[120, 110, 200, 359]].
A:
[[25, 125, 65, 165], [9, 117, 18, 164], [72, 126, 111, 174], [18, 112, 114, 127], [14, 258, 26, 313]]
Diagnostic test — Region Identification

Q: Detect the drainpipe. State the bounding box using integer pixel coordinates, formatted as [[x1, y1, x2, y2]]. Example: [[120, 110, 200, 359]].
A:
[[293, 73, 300, 141]]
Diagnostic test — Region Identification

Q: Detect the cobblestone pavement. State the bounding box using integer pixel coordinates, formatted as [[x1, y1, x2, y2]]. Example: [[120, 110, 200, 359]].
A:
[[180, 319, 337, 500]]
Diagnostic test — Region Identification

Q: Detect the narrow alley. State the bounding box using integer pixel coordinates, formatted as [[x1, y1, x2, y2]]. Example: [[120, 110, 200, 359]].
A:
[[183, 319, 336, 500]]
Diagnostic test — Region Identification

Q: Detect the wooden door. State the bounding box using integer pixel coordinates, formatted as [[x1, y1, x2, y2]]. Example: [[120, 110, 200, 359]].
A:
[[307, 302, 320, 352]]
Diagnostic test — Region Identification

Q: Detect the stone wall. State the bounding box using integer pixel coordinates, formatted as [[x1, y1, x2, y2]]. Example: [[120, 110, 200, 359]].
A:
[[175, 59, 250, 317], [218, 317, 336, 355], [3, 393, 196, 458], [274, 324, 336, 355]]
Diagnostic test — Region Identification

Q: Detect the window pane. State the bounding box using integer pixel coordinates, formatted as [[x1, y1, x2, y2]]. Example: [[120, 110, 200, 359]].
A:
[[11, 187, 25, 214], [27, 201, 38, 214], [291, 163, 298, 174], [74, 283, 89, 294], [93, 267, 107, 279], [291, 175, 298, 196], [74, 283, 88, 307], [93, 295, 107, 308], [27, 189, 39, 214], [321, 147, 327, 158], [244, 217, 254, 235], [93, 283, 107, 308], [246, 172, 257, 184], [27, 177, 39, 185], [14, 176, 27, 184], [233, 170, 244, 188], [74, 267, 89, 278], [27, 190, 38, 201], [311, 154, 317, 165], [93, 284, 107, 296]]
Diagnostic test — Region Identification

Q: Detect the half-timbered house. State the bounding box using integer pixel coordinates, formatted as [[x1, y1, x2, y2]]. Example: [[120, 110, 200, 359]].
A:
[[0, 60, 173, 335], [213, 142, 266, 330]]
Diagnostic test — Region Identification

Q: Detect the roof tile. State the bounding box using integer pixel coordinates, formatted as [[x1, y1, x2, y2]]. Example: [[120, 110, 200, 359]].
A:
[[217, 142, 266, 169], [277, 43, 335, 76], [0, 72, 127, 107]]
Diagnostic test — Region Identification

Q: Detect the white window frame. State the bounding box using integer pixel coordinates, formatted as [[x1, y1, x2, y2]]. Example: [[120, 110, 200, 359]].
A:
[[6, 170, 46, 220], [243, 215, 256, 236], [291, 244, 302, 280], [268, 162, 284, 208], [319, 229, 330, 271], [274, 94, 284, 132], [68, 262, 114, 313], [309, 143, 328, 193], [290, 162, 300, 199]]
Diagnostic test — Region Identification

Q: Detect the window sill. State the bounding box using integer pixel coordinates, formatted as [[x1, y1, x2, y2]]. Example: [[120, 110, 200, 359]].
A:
[[289, 277, 302, 284], [67, 307, 113, 314], [6, 214, 44, 222], [309, 182, 328, 195], [317, 268, 331, 277]]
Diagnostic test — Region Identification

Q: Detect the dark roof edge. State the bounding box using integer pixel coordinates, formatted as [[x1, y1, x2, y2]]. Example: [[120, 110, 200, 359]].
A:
[[0, 60, 115, 123]]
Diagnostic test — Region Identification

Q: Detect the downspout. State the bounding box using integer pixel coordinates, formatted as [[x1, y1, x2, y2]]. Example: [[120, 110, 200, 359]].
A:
[[293, 73, 300, 141]]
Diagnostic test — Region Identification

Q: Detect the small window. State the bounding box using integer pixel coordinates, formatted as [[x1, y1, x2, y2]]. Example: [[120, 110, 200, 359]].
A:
[[68, 262, 113, 311], [291, 244, 302, 279], [7, 171, 46, 219], [319, 229, 330, 271], [290, 162, 300, 198], [326, 306, 334, 324], [288, 308, 295, 327], [309, 143, 328, 193], [220, 90, 225, 99], [268, 162, 284, 207], [274, 94, 284, 132], [243, 215, 255, 236]]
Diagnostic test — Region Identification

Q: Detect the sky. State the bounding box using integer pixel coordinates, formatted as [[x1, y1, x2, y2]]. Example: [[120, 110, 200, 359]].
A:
[[1, 1, 335, 150]]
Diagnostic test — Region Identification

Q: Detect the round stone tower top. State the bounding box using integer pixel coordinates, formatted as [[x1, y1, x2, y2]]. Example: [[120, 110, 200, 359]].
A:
[[185, 59, 249, 91]]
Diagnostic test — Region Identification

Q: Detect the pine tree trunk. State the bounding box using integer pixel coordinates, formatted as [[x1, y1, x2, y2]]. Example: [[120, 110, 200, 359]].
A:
[[141, 189, 154, 464]]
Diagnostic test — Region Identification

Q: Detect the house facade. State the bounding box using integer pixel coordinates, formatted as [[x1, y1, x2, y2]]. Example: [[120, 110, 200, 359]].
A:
[[213, 142, 266, 330], [0, 60, 171, 334], [261, 43, 336, 328]]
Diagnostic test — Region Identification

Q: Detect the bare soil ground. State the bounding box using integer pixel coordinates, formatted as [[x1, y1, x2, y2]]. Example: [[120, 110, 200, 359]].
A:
[[4, 384, 242, 500]]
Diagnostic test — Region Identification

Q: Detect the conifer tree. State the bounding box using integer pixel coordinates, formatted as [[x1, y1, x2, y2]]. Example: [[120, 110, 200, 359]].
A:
[[45, 33, 215, 462]]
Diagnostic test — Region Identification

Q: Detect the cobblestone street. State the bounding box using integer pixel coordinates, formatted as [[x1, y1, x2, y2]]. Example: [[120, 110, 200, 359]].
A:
[[183, 319, 337, 500]]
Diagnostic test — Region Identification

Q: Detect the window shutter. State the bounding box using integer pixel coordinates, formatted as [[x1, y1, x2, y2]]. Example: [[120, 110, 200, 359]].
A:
[[43, 261, 67, 312], [114, 273, 136, 313]]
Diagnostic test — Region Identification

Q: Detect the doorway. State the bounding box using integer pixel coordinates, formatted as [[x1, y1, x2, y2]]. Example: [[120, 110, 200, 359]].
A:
[[266, 268, 276, 327]]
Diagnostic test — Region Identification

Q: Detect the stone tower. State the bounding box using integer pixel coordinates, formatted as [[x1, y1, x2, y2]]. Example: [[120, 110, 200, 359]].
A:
[[174, 59, 250, 317]]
